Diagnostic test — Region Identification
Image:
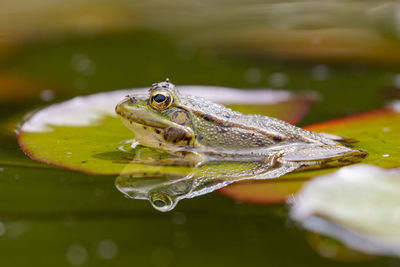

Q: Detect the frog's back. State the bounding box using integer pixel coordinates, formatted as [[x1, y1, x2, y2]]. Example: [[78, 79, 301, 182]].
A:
[[179, 95, 336, 150]]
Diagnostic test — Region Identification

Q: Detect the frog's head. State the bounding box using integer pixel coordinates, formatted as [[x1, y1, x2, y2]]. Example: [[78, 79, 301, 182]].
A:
[[115, 79, 196, 151]]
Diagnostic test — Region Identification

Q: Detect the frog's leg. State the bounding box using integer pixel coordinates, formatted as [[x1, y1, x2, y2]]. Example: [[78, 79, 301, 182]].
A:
[[318, 132, 358, 144], [277, 144, 367, 172]]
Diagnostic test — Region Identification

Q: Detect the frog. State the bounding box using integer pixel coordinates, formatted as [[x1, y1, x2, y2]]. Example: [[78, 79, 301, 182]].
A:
[[115, 79, 367, 171], [114, 79, 368, 211]]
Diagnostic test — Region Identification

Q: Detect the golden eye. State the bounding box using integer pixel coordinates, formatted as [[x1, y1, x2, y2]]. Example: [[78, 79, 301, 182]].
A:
[[150, 91, 172, 110]]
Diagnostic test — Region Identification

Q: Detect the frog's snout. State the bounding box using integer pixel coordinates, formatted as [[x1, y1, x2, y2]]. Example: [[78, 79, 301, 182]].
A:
[[115, 96, 136, 115], [123, 95, 137, 104], [115, 102, 123, 115]]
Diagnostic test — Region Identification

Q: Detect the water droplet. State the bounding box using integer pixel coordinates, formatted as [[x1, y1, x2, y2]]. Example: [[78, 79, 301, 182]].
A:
[[97, 240, 118, 259], [382, 127, 390, 132], [311, 65, 331, 81], [40, 90, 55, 102], [173, 212, 186, 225], [244, 68, 262, 84], [4, 221, 28, 239], [268, 72, 289, 88], [71, 54, 95, 76], [382, 154, 390, 157], [66, 244, 88, 266]]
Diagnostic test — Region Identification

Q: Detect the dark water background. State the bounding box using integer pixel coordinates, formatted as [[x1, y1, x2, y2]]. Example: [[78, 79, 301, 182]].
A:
[[1, 1, 400, 266]]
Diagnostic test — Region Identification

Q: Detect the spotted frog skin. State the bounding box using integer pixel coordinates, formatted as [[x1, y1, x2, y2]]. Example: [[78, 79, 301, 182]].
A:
[[115, 79, 367, 170]]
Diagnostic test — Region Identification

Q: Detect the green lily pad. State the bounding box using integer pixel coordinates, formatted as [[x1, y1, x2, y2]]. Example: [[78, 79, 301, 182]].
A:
[[290, 164, 400, 257], [17, 86, 315, 175], [219, 101, 400, 204]]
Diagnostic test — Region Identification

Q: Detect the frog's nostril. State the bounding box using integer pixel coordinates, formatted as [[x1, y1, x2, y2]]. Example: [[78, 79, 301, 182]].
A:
[[129, 97, 137, 104]]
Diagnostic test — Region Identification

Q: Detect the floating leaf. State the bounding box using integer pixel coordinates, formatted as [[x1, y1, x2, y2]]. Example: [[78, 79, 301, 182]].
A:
[[17, 86, 315, 174], [0, 131, 52, 169], [219, 101, 400, 204], [290, 164, 400, 257], [0, 74, 60, 104]]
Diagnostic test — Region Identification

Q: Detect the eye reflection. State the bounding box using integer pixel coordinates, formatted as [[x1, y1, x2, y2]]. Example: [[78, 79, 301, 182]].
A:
[[115, 173, 192, 212], [150, 192, 175, 212]]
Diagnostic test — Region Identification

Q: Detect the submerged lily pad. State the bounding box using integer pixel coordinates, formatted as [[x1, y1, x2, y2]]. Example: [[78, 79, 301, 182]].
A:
[[17, 86, 315, 175], [219, 101, 400, 204], [290, 164, 400, 257]]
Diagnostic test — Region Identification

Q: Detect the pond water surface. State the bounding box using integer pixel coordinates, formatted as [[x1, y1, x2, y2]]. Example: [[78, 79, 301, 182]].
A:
[[1, 1, 400, 266]]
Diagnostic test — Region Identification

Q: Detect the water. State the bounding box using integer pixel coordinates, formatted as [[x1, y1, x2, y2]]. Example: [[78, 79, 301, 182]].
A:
[[1, 1, 400, 266]]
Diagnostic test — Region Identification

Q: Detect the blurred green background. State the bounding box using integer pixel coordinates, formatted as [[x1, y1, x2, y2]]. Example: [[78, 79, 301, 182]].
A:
[[0, 0, 400, 266]]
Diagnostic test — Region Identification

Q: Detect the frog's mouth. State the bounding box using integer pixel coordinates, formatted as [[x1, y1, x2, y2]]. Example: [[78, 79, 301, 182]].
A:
[[115, 103, 169, 128], [116, 105, 195, 149], [122, 118, 195, 149]]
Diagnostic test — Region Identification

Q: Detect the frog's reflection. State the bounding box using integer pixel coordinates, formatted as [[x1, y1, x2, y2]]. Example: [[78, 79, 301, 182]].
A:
[[113, 142, 368, 212], [115, 174, 194, 212], [114, 160, 297, 212]]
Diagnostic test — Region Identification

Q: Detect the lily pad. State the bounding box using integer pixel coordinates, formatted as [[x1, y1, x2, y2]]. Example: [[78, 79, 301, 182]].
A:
[[17, 86, 315, 174], [219, 101, 400, 204], [290, 164, 400, 257]]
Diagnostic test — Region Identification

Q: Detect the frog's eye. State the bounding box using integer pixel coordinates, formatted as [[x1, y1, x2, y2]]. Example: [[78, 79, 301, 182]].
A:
[[150, 91, 173, 110]]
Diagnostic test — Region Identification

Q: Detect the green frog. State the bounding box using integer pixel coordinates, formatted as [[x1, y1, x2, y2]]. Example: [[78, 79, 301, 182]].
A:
[[115, 79, 366, 171]]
